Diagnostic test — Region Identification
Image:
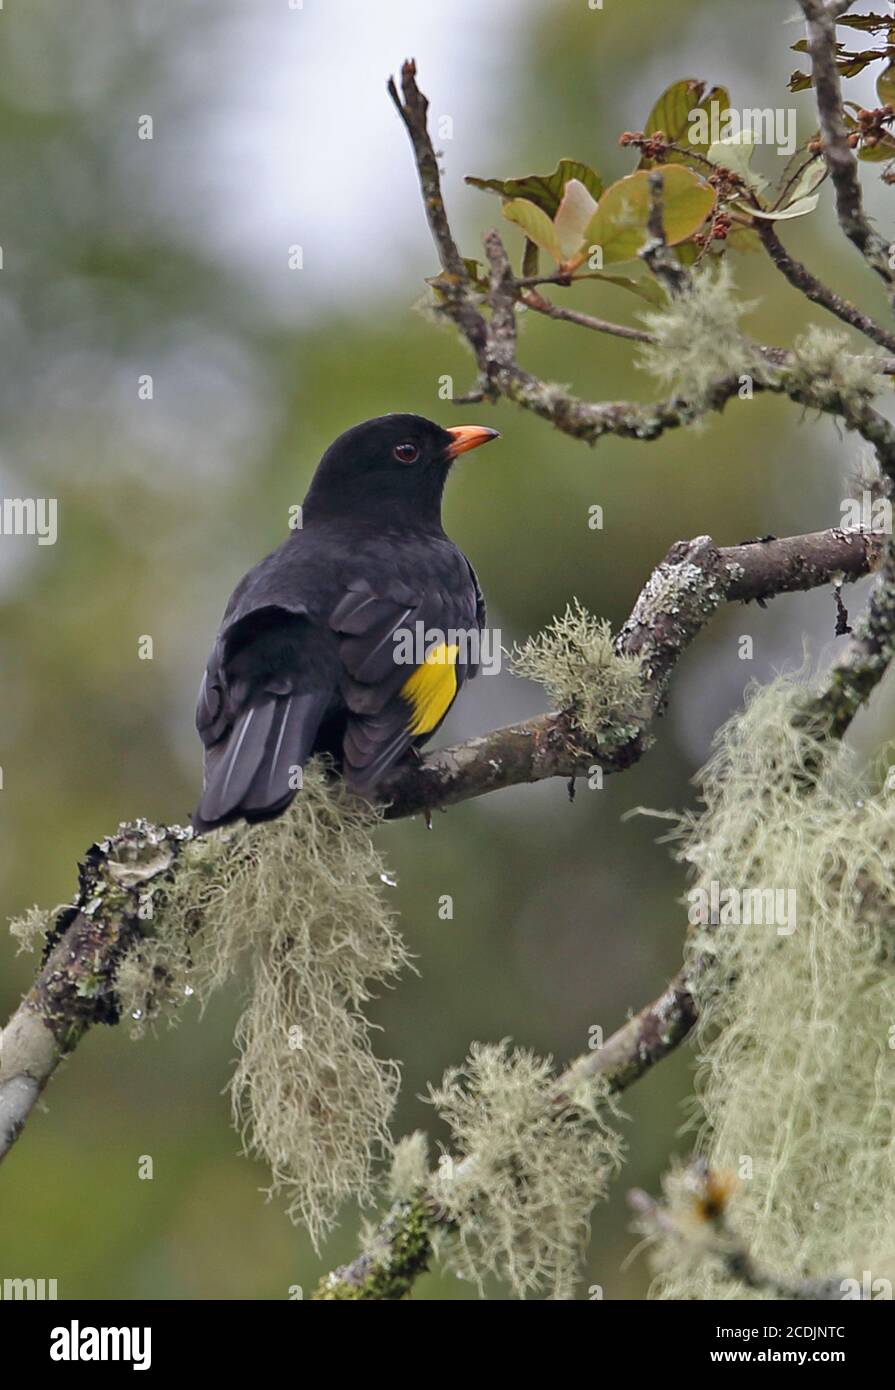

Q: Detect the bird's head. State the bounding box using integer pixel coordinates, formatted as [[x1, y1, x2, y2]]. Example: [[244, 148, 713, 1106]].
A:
[[302, 413, 499, 529]]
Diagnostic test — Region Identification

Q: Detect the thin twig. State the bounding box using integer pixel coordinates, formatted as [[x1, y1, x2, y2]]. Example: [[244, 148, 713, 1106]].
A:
[[520, 287, 654, 344], [387, 60, 488, 357], [754, 220, 895, 353]]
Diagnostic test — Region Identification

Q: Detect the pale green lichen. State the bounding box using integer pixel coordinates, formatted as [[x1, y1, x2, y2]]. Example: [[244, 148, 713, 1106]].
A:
[[653, 676, 895, 1298], [8, 904, 55, 953], [510, 600, 644, 749], [116, 761, 408, 1249], [388, 1130, 430, 1202], [790, 324, 885, 401], [427, 1040, 625, 1300], [637, 261, 763, 406], [635, 1161, 739, 1285]]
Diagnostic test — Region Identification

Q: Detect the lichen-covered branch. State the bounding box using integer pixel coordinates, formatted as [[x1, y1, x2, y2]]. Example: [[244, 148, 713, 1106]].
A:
[[809, 536, 895, 736], [379, 527, 886, 817], [558, 970, 696, 1100], [0, 822, 192, 1161], [314, 1195, 435, 1300], [640, 169, 691, 296], [1, 526, 883, 1165], [315, 971, 697, 1300], [628, 1162, 848, 1301]]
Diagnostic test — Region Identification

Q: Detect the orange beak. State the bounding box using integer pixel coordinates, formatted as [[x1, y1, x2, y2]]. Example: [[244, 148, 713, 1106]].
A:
[[445, 424, 501, 459]]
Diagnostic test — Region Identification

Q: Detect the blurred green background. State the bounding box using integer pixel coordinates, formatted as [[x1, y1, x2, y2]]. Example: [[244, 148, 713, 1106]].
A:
[[2, 0, 894, 1300]]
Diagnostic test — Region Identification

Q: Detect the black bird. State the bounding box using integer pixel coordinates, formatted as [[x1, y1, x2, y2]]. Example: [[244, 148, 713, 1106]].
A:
[[193, 413, 499, 831]]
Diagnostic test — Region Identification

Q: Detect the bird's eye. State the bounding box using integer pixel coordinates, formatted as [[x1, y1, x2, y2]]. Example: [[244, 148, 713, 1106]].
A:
[[393, 442, 419, 464]]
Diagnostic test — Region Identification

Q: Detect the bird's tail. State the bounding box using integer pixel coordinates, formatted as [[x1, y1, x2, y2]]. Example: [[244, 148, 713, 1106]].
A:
[[193, 689, 330, 833]]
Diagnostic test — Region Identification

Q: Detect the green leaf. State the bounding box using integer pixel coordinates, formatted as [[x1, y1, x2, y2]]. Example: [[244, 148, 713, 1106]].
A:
[[878, 62, 895, 107], [779, 157, 826, 207], [502, 198, 563, 262], [584, 166, 715, 266], [673, 241, 702, 267], [738, 193, 820, 220], [466, 160, 603, 217], [838, 53, 892, 79], [640, 79, 730, 167], [706, 130, 767, 192]]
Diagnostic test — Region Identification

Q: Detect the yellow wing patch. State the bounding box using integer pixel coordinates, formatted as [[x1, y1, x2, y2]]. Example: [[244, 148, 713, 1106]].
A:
[[401, 643, 459, 736]]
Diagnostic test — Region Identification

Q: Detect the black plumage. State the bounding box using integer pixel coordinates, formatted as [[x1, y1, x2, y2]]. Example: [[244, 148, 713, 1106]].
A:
[[193, 413, 498, 832]]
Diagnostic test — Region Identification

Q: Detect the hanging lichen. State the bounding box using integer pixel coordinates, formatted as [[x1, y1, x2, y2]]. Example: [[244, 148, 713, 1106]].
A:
[[652, 676, 895, 1298], [115, 760, 408, 1249]]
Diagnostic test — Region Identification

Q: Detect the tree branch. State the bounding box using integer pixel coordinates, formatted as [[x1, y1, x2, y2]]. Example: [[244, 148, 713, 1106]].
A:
[[316, 971, 697, 1299], [639, 169, 691, 295], [808, 535, 895, 735], [389, 60, 895, 467], [519, 287, 654, 345], [1, 527, 883, 1163], [628, 1161, 848, 1300], [387, 61, 489, 357], [798, 0, 895, 293], [754, 219, 895, 354], [0, 823, 191, 1161]]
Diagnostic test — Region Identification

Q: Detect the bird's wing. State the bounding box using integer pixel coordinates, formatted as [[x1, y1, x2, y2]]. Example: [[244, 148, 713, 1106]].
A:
[[194, 604, 336, 829], [330, 562, 479, 792], [465, 556, 486, 679]]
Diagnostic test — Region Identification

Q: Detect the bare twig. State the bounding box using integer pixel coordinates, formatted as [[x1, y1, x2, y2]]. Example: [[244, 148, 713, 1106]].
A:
[[520, 287, 654, 344], [387, 60, 488, 356], [754, 220, 895, 353]]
